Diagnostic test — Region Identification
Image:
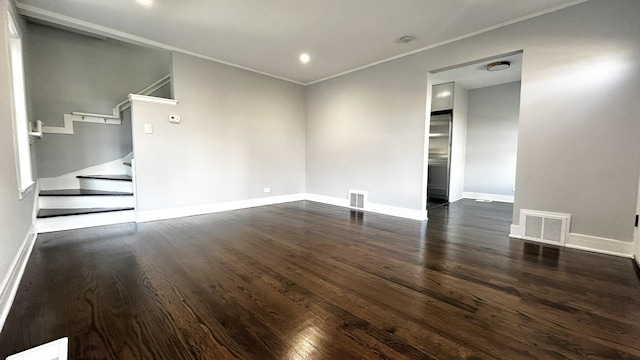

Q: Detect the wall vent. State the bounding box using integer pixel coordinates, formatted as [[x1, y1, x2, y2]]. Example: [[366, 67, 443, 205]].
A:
[[520, 209, 571, 246], [348, 190, 367, 209]]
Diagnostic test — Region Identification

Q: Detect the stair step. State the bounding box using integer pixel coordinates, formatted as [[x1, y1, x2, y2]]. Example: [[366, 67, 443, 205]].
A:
[[40, 189, 133, 196], [37, 207, 134, 219], [77, 175, 132, 181]]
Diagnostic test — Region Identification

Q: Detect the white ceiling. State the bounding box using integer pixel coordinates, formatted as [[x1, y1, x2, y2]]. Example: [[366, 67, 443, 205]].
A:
[[432, 53, 523, 90], [16, 0, 587, 85]]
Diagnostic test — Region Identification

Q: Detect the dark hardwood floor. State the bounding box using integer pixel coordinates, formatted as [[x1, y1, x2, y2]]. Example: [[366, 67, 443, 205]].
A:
[[1, 200, 639, 359]]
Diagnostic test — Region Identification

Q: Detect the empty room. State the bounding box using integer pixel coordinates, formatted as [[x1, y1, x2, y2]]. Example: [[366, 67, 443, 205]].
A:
[[1, 0, 639, 359]]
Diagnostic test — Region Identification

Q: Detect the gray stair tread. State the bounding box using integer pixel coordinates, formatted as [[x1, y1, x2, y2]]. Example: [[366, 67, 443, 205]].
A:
[[76, 175, 132, 181], [37, 207, 134, 218], [40, 189, 133, 196]]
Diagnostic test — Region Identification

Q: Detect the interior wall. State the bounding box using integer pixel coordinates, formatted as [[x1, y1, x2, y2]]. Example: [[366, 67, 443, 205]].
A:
[[449, 83, 468, 202], [305, 0, 640, 242], [464, 81, 520, 197], [131, 52, 305, 214], [0, 0, 36, 327], [24, 22, 170, 178]]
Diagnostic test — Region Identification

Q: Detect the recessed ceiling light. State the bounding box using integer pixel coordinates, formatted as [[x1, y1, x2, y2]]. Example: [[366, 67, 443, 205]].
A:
[[486, 61, 511, 71], [137, 0, 153, 6], [299, 53, 310, 64]]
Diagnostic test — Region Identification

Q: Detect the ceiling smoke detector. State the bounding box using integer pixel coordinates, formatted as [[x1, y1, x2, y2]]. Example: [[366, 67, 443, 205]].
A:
[[397, 35, 416, 44], [486, 61, 511, 71]]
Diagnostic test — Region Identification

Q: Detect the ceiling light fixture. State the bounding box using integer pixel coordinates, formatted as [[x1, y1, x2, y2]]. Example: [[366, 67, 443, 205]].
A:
[[397, 35, 416, 44], [486, 61, 511, 71], [137, 0, 153, 6], [299, 53, 311, 64]]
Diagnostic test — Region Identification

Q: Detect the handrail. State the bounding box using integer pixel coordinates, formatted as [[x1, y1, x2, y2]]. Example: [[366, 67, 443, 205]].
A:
[[71, 74, 171, 120], [71, 112, 119, 120]]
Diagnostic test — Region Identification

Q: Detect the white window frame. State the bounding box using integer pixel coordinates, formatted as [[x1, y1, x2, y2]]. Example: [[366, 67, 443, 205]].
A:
[[6, 11, 34, 198]]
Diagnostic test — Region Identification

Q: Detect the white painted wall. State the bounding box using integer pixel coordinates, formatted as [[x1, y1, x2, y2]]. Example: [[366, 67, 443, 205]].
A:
[[449, 83, 468, 202], [24, 22, 170, 178], [306, 0, 640, 243], [464, 82, 520, 197], [131, 52, 305, 215], [0, 0, 36, 331]]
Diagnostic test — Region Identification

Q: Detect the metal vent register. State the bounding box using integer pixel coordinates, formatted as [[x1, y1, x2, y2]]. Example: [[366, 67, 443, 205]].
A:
[[520, 210, 570, 246]]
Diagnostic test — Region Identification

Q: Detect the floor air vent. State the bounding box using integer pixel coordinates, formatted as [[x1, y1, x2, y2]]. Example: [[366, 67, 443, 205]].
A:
[[520, 210, 570, 246], [348, 190, 367, 209]]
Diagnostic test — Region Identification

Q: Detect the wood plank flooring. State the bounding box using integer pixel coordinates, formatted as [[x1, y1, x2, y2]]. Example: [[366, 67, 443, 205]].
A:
[[1, 200, 639, 359]]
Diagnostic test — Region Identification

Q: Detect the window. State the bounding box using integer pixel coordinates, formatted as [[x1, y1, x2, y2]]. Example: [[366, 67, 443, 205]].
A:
[[7, 12, 33, 197]]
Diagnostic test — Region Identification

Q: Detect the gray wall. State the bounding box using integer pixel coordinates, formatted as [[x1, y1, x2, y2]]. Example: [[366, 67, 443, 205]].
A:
[[306, 56, 429, 210], [131, 52, 305, 212], [25, 22, 170, 178], [463, 82, 520, 196], [306, 0, 640, 242], [0, 0, 36, 320]]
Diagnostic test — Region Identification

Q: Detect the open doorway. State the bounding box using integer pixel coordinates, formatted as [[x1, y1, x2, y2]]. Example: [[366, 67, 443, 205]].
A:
[[426, 52, 523, 210]]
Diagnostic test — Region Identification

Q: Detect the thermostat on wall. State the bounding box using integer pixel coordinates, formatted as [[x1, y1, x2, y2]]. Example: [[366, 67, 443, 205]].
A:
[[169, 114, 181, 123]]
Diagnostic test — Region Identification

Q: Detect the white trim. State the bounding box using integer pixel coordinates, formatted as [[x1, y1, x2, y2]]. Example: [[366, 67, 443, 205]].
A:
[[37, 210, 136, 233], [0, 224, 37, 334], [305, 193, 428, 221], [509, 224, 524, 239], [16, 1, 589, 87], [117, 74, 171, 113], [510, 224, 633, 258], [304, 0, 590, 85], [463, 192, 514, 203], [136, 193, 306, 223], [129, 94, 178, 106], [16, 4, 305, 86], [565, 233, 634, 258]]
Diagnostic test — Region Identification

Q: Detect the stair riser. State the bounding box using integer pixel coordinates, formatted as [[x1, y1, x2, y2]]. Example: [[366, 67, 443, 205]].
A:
[[37, 210, 136, 233], [39, 196, 134, 209], [79, 178, 133, 192]]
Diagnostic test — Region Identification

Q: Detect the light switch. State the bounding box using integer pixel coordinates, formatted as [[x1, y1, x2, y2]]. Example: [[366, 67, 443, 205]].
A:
[[169, 115, 181, 123], [144, 124, 153, 134]]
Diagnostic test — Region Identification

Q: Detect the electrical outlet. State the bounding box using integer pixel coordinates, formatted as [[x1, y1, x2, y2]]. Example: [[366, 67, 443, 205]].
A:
[[144, 124, 153, 134], [169, 115, 181, 123], [264, 187, 271, 193]]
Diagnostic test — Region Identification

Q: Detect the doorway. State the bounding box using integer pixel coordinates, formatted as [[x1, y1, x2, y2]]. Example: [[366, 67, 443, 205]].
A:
[[426, 52, 523, 211]]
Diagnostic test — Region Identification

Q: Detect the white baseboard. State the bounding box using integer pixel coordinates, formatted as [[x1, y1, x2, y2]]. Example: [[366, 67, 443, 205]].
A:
[[565, 233, 633, 258], [305, 193, 427, 221], [0, 224, 37, 334], [463, 192, 514, 203], [509, 223, 633, 258], [136, 193, 428, 223], [509, 224, 523, 239], [136, 193, 306, 223], [39, 152, 133, 190]]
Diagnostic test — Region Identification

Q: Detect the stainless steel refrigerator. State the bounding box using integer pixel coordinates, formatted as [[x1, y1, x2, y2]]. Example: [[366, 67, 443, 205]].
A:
[[427, 113, 452, 204]]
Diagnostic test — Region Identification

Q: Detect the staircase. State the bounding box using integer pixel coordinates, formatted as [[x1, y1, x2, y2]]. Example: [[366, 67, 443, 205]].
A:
[[36, 162, 135, 233]]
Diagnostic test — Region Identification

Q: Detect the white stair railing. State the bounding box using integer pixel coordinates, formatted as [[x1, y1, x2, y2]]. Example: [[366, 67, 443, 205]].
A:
[[41, 74, 171, 135]]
